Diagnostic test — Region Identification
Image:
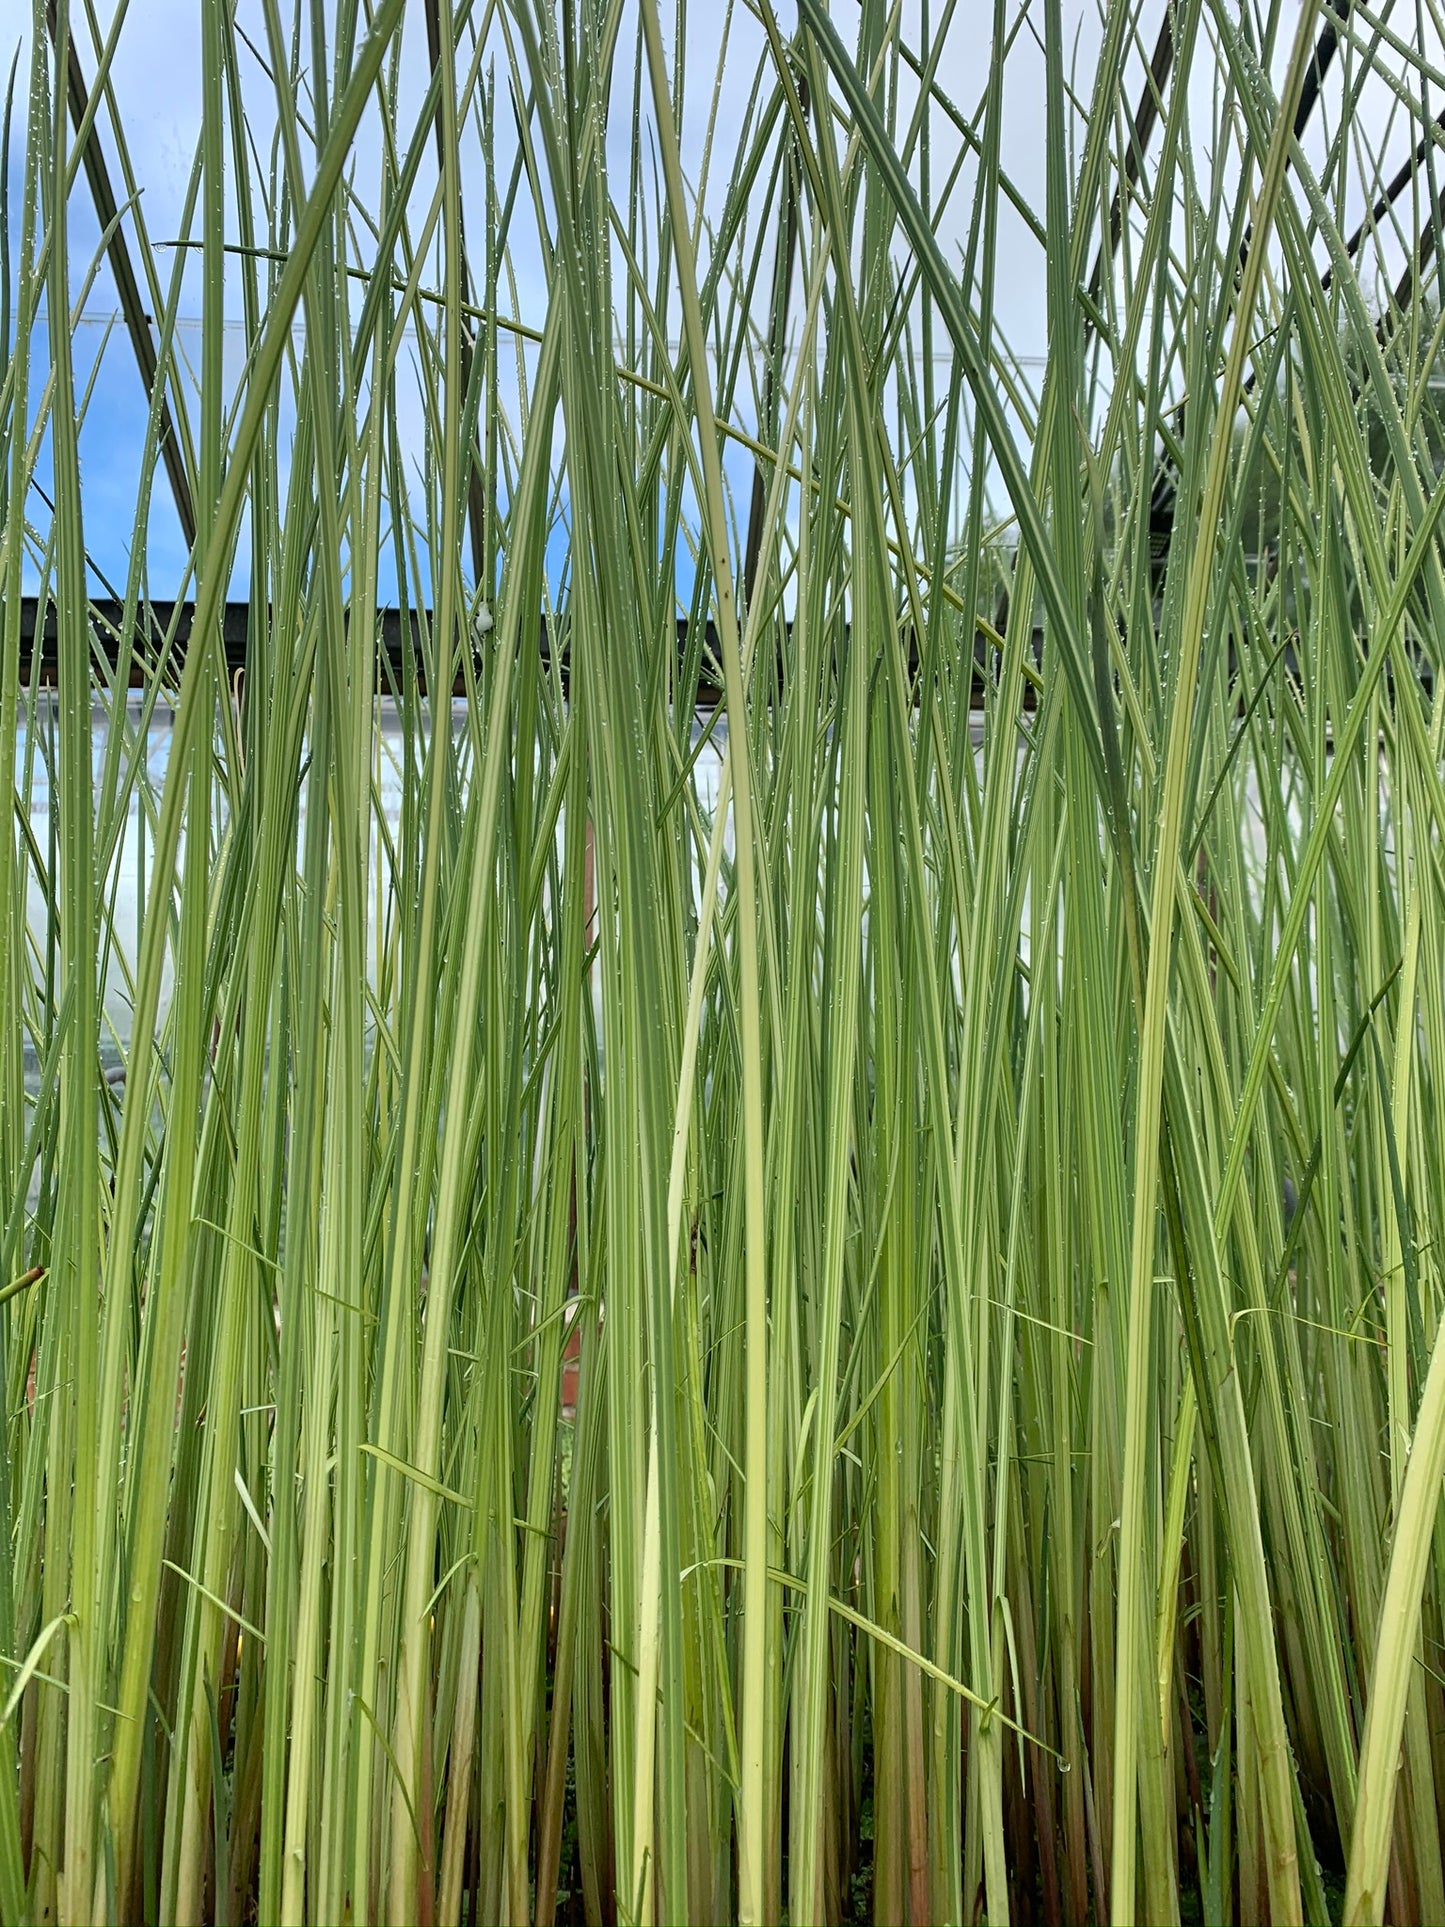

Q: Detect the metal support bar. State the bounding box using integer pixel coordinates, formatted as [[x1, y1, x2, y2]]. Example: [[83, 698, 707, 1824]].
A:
[[424, 0, 491, 586], [45, 0, 197, 553]]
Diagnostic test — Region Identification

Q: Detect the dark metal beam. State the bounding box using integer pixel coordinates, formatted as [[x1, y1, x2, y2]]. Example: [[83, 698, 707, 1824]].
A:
[[11, 595, 1050, 708], [13, 594, 730, 700], [15, 597, 1437, 719], [45, 1, 197, 553], [1330, 108, 1445, 290], [1086, 3, 1175, 309], [423, 0, 492, 587], [1138, 2, 1352, 573]]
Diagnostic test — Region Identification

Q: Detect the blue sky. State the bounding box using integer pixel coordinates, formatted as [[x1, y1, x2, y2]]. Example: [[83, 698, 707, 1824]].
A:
[[6, 1, 1436, 612], [2, 0, 1063, 611]]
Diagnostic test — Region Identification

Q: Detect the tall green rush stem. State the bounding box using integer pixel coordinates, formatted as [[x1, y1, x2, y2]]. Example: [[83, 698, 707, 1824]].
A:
[[1110, 7, 1320, 1921], [45, 6, 99, 1918], [18, 2, 1445, 1921], [637, 8, 772, 1922], [1345, 1310, 1445, 1925]]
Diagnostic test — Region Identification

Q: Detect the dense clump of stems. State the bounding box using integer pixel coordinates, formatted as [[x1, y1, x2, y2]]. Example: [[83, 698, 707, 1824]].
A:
[[6, 0, 1445, 1921]]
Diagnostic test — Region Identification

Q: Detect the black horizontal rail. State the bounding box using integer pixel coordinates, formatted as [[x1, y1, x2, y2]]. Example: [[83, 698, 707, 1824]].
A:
[[15, 595, 1435, 716], [12, 595, 726, 700], [12, 594, 1049, 706]]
